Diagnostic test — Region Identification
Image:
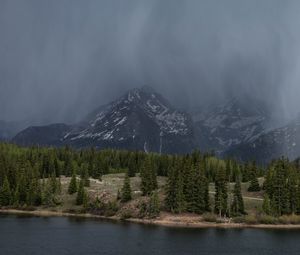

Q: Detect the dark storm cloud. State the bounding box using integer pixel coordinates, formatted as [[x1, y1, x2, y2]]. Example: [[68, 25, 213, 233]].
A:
[[0, 0, 300, 123]]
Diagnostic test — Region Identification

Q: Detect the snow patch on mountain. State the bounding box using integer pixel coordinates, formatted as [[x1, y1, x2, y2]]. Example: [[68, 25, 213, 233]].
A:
[[192, 97, 269, 154]]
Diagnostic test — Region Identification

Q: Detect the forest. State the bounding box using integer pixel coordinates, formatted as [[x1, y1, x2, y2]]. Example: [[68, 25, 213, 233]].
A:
[[0, 142, 300, 223]]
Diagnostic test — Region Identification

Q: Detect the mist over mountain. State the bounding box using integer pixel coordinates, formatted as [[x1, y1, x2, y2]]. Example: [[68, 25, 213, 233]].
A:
[[2, 1, 300, 164], [1, 0, 300, 126], [13, 87, 196, 154]]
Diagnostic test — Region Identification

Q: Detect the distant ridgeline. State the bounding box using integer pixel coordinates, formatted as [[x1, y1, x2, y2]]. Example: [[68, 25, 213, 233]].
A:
[[0, 142, 300, 220], [10, 87, 300, 166]]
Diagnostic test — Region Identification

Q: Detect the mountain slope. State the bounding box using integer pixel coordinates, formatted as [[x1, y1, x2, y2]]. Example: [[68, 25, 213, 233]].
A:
[[225, 117, 300, 164], [192, 97, 269, 155], [13, 87, 196, 154], [13, 123, 72, 147]]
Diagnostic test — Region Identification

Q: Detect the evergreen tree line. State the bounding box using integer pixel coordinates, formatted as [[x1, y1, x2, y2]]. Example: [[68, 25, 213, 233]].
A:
[[0, 143, 261, 212], [263, 158, 300, 216], [164, 156, 245, 216]]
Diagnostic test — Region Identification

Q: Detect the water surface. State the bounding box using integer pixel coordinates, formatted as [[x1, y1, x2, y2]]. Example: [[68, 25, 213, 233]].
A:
[[0, 215, 299, 255]]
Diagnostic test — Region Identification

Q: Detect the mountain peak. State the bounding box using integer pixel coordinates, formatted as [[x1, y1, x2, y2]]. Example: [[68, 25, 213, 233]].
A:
[[125, 86, 157, 102], [53, 86, 195, 153]]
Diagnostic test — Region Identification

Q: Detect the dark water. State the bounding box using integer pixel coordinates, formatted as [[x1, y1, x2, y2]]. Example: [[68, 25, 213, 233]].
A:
[[1, 215, 300, 255]]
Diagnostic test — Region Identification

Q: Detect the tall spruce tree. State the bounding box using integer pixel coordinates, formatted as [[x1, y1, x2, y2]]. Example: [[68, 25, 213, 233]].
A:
[[121, 174, 132, 202], [68, 172, 78, 194], [76, 179, 86, 205], [214, 167, 228, 217], [248, 177, 261, 192], [231, 177, 245, 216], [262, 194, 272, 215], [248, 162, 261, 192], [148, 191, 160, 218], [165, 167, 185, 213], [140, 157, 157, 195], [0, 176, 11, 206], [81, 167, 90, 187], [127, 155, 137, 177]]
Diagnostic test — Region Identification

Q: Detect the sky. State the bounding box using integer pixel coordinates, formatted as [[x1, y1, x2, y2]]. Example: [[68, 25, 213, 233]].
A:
[[1, 0, 300, 124]]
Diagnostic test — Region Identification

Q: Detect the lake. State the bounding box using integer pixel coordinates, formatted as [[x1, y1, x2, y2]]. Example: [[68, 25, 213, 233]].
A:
[[0, 215, 300, 255]]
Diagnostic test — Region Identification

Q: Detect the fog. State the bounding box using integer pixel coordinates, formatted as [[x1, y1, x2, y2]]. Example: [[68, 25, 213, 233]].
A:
[[1, 0, 300, 124]]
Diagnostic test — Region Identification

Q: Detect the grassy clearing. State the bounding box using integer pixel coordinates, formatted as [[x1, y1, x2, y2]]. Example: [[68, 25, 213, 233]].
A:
[[49, 174, 265, 215]]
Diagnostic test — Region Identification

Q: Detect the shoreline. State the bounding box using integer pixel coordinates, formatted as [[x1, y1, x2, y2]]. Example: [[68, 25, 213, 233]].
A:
[[1, 209, 300, 229]]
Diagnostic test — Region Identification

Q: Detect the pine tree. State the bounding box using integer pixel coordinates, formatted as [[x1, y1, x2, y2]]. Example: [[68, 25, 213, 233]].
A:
[[68, 172, 77, 194], [262, 194, 271, 215], [248, 162, 261, 192], [165, 167, 185, 213], [296, 179, 300, 215], [185, 164, 209, 214], [248, 177, 261, 192], [165, 167, 177, 211], [127, 155, 137, 177], [76, 179, 86, 205], [231, 177, 245, 216], [203, 174, 210, 212], [0, 176, 11, 206], [214, 167, 228, 217], [184, 165, 196, 212], [64, 154, 73, 177], [82, 167, 90, 187], [12, 183, 20, 206], [42, 179, 56, 206], [287, 170, 297, 214], [148, 191, 160, 218], [271, 159, 289, 216], [49, 172, 58, 194], [140, 157, 157, 195], [121, 174, 132, 202], [174, 168, 185, 213]]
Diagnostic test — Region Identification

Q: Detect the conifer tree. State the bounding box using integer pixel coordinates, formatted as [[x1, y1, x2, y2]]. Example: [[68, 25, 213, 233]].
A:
[[127, 155, 137, 177], [0, 176, 11, 206], [68, 172, 77, 194], [262, 194, 271, 215], [203, 173, 210, 212], [287, 171, 297, 214], [82, 167, 90, 187], [296, 180, 300, 215], [121, 174, 132, 202], [174, 168, 185, 213], [140, 157, 157, 195], [42, 179, 56, 206], [248, 176, 261, 192], [49, 172, 58, 194], [271, 159, 289, 216], [185, 165, 198, 212], [214, 167, 228, 217], [165, 167, 177, 211], [185, 164, 209, 214], [148, 191, 160, 218], [76, 179, 86, 205], [165, 167, 185, 213], [248, 161, 261, 192], [231, 177, 245, 216], [64, 154, 73, 177], [12, 183, 20, 206]]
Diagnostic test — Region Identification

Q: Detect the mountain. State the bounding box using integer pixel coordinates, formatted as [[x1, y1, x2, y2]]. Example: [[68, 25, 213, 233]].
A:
[[192, 97, 269, 155], [12, 87, 300, 163], [13, 87, 196, 154], [13, 123, 72, 147], [225, 117, 300, 164]]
